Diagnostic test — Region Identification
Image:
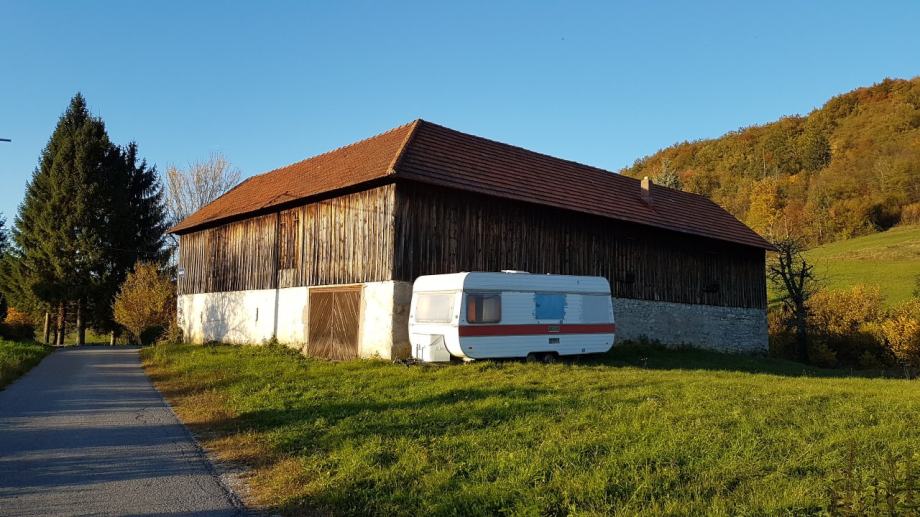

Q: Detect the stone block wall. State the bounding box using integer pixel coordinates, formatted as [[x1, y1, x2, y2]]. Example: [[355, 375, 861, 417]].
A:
[[612, 297, 768, 353]]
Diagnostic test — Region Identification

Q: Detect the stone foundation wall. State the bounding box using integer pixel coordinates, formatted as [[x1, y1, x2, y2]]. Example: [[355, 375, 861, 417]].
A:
[[613, 297, 768, 353]]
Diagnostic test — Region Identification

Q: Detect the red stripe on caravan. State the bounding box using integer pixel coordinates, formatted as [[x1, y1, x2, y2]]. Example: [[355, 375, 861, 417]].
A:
[[458, 323, 616, 337]]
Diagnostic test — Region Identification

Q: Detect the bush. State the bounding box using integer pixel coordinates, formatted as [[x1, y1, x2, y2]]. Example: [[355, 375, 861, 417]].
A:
[[767, 307, 797, 359], [809, 285, 884, 335], [0, 307, 36, 341], [807, 285, 892, 368], [113, 261, 175, 345], [901, 201, 920, 225], [159, 318, 183, 345], [880, 299, 920, 367]]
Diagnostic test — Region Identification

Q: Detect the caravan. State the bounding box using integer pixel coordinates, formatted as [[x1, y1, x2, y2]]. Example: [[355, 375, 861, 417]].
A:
[[409, 272, 616, 362]]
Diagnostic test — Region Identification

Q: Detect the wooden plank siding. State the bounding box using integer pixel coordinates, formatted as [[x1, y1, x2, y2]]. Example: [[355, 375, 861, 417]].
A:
[[178, 180, 766, 310], [178, 184, 396, 295], [393, 182, 766, 309], [177, 212, 278, 294]]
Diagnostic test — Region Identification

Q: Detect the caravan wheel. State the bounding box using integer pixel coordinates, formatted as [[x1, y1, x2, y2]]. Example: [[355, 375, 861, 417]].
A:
[[542, 353, 559, 364], [526, 353, 540, 363]]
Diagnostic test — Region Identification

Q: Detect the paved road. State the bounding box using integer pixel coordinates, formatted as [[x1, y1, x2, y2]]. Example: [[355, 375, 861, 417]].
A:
[[0, 346, 244, 517]]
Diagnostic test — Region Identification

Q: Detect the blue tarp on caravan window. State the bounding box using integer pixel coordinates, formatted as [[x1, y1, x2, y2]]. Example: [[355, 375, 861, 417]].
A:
[[534, 293, 566, 320]]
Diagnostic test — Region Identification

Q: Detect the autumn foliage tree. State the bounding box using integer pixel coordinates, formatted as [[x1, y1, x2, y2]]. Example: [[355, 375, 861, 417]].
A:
[[623, 77, 920, 246], [113, 262, 174, 345]]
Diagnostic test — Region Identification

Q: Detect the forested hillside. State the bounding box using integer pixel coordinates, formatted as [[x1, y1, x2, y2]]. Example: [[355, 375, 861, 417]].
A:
[[622, 78, 920, 245]]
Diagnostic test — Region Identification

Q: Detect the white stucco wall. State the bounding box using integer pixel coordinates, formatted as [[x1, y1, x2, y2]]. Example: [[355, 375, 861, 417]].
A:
[[275, 287, 309, 345], [179, 289, 279, 345], [178, 280, 413, 359], [358, 280, 413, 359]]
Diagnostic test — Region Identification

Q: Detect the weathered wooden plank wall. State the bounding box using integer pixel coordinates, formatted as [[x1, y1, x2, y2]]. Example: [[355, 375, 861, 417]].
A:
[[178, 180, 766, 310], [177, 212, 278, 294], [177, 184, 396, 294], [393, 182, 767, 309]]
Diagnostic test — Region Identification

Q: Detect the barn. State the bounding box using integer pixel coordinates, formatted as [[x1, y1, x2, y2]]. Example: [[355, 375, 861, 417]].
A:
[[170, 120, 773, 359]]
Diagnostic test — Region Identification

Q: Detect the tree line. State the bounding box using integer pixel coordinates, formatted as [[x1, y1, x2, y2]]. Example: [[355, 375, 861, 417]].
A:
[[0, 94, 239, 345]]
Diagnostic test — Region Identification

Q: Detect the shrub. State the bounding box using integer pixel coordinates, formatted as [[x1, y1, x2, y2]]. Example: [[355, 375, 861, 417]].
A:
[[806, 340, 838, 368], [809, 285, 884, 335], [807, 285, 891, 367], [767, 307, 798, 359], [159, 318, 184, 345], [113, 261, 175, 345], [1, 307, 36, 341], [901, 201, 920, 225], [880, 299, 920, 367]]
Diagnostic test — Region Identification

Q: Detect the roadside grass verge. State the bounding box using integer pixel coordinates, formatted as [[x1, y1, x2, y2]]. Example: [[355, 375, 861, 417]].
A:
[[0, 340, 52, 389], [142, 343, 920, 516]]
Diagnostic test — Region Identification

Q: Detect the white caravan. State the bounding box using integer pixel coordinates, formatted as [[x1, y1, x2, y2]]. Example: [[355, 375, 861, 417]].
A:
[[409, 272, 616, 362]]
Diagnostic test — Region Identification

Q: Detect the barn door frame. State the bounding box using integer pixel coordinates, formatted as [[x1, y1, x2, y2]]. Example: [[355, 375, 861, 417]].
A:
[[306, 284, 365, 359]]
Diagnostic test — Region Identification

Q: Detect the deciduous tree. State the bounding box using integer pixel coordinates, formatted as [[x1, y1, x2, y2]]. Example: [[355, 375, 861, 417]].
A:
[[112, 261, 174, 344], [164, 152, 240, 224], [768, 237, 818, 362]]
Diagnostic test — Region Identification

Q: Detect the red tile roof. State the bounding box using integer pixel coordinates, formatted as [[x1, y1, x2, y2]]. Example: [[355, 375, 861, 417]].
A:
[[170, 120, 773, 250], [168, 121, 417, 233]]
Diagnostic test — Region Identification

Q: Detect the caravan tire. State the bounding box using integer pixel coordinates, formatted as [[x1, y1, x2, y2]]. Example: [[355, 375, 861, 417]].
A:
[[543, 353, 559, 364]]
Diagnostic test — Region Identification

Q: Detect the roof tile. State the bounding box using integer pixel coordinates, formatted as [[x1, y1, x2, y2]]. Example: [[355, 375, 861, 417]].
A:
[[171, 119, 773, 250]]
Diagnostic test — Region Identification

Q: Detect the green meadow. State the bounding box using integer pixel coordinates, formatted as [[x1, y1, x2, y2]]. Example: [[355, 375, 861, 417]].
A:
[[143, 343, 920, 516], [769, 225, 920, 306]]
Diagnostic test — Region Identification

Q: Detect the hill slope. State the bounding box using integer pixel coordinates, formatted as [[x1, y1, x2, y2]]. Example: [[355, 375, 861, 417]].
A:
[[806, 225, 920, 305], [766, 225, 920, 306], [622, 78, 920, 245]]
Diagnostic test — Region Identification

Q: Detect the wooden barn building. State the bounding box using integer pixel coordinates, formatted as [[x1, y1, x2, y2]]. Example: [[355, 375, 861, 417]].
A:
[[170, 120, 772, 359]]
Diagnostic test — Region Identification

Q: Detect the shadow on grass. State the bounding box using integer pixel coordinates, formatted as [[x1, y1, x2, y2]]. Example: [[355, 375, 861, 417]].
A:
[[144, 342, 920, 515], [577, 343, 914, 380]]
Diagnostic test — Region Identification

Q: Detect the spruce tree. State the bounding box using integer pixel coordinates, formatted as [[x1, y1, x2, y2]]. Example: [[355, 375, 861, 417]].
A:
[[13, 94, 112, 343], [9, 93, 167, 344], [90, 142, 167, 335]]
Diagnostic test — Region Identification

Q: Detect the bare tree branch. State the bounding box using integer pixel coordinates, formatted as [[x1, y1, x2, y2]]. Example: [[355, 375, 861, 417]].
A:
[[164, 152, 241, 225], [768, 236, 819, 361]]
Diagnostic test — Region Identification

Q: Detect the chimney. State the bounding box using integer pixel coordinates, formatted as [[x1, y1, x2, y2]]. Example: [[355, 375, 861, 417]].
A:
[[641, 176, 653, 206]]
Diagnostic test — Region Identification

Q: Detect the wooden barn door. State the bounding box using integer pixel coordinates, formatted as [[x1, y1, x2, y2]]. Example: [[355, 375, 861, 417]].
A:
[[308, 286, 362, 360]]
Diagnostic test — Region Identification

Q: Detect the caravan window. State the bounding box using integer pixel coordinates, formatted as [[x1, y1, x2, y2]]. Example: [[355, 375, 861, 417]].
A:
[[535, 293, 566, 320], [416, 293, 454, 323], [466, 293, 501, 323]]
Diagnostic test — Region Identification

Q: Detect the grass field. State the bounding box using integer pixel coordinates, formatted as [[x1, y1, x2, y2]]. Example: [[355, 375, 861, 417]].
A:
[[0, 340, 51, 389], [143, 343, 920, 516], [769, 225, 920, 307]]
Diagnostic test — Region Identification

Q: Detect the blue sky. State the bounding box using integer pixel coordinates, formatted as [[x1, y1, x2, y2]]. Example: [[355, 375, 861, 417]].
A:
[[1, 1, 918, 222]]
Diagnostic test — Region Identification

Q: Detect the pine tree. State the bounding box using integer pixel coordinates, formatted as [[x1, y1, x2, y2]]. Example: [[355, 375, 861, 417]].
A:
[[90, 142, 168, 335], [7, 93, 167, 345], [12, 94, 113, 343]]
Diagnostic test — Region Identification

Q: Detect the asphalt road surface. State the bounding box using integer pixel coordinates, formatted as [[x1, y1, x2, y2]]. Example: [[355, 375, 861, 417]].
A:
[[0, 346, 244, 517]]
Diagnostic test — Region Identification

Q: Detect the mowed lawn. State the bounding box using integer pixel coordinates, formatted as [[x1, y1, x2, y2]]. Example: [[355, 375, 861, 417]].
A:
[[768, 225, 920, 306], [0, 340, 51, 389], [143, 343, 920, 516]]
